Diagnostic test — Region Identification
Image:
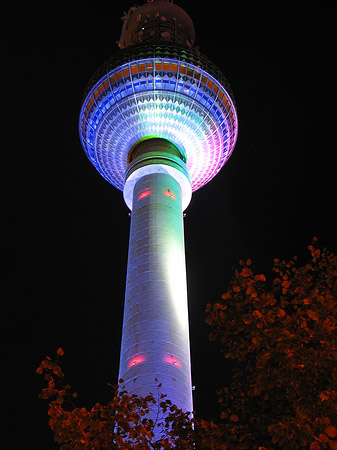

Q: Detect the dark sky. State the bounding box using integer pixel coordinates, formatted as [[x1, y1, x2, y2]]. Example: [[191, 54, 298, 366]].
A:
[[5, 1, 336, 447]]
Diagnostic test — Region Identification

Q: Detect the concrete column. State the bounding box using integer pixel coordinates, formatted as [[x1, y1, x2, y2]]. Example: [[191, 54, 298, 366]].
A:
[[119, 140, 193, 417]]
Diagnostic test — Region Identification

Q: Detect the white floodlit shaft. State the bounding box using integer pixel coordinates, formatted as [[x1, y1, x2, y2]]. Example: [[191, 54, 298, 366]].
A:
[[120, 166, 193, 415]]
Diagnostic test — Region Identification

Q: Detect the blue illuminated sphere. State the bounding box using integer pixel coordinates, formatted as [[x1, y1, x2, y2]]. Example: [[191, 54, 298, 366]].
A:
[[79, 43, 238, 192]]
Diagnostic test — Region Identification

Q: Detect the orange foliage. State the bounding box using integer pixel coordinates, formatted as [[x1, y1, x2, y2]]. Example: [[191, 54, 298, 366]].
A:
[[37, 350, 227, 449], [206, 239, 337, 449]]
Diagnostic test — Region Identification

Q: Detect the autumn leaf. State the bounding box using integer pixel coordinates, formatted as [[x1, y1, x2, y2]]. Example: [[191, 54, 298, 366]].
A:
[[323, 318, 336, 332], [41, 359, 53, 370], [241, 267, 251, 278], [253, 310, 262, 319], [277, 308, 286, 318], [255, 274, 266, 282], [230, 414, 239, 422], [307, 310, 319, 321], [247, 286, 258, 297], [53, 365, 63, 377], [243, 315, 252, 324], [56, 396, 64, 404], [320, 433, 330, 443], [325, 426, 337, 438], [310, 442, 321, 450]]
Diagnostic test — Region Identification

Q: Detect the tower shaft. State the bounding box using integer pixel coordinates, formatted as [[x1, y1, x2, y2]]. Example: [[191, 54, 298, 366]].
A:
[[119, 139, 193, 415]]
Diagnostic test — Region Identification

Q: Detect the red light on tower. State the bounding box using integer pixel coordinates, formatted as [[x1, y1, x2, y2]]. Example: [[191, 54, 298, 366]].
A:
[[128, 354, 146, 368], [164, 355, 182, 368], [138, 189, 152, 200], [163, 189, 176, 199]]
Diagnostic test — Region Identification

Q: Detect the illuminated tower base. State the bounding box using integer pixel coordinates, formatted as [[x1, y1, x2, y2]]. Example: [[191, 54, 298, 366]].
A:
[[120, 138, 193, 414]]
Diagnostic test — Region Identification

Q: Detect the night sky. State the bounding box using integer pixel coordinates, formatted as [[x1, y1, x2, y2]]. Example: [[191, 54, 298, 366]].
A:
[[5, 1, 336, 447]]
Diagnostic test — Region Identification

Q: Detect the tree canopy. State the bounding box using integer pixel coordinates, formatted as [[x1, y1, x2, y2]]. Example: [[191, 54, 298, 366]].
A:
[[37, 239, 337, 449], [206, 238, 337, 449], [36, 348, 226, 449]]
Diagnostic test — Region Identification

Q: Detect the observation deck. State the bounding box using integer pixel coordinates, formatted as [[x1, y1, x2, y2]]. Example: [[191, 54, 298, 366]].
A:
[[79, 43, 238, 194]]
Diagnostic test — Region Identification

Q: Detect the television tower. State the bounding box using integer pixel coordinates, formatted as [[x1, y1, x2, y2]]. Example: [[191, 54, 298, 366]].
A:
[[79, 0, 238, 417]]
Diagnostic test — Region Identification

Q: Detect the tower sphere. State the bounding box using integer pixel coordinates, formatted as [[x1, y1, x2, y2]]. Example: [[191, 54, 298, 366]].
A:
[[79, 1, 238, 203]]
